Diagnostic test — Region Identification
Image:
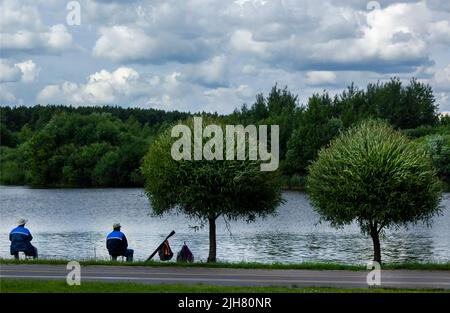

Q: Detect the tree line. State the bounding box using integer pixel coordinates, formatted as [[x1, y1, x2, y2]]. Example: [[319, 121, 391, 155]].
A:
[[1, 78, 449, 189]]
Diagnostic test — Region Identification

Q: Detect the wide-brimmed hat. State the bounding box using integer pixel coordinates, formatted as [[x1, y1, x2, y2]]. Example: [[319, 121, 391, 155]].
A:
[[113, 223, 121, 228], [17, 218, 28, 225]]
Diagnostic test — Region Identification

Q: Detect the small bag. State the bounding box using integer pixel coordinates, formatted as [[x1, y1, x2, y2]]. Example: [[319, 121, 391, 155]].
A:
[[177, 242, 194, 263], [158, 240, 173, 261]]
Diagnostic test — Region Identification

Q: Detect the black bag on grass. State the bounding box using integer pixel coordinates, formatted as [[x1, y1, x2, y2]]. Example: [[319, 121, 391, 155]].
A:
[[177, 242, 194, 263]]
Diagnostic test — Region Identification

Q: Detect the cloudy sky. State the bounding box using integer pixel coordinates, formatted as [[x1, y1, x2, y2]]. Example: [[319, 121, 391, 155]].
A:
[[1, 0, 449, 113]]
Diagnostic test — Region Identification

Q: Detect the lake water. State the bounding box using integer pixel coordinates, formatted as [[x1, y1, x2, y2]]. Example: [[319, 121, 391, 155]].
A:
[[0, 186, 449, 264]]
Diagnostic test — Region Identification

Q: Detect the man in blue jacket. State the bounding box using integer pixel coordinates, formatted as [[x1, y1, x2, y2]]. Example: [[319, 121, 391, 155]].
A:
[[106, 223, 133, 262], [9, 218, 38, 259]]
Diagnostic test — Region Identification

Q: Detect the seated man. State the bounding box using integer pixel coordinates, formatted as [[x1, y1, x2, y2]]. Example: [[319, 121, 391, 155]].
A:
[[106, 223, 133, 262], [9, 218, 38, 259]]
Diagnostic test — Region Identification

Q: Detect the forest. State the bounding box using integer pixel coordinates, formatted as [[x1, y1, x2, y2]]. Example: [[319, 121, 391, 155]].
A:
[[1, 78, 449, 190]]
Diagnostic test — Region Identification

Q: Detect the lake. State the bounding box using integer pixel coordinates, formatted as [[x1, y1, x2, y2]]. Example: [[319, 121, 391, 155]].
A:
[[0, 186, 449, 264]]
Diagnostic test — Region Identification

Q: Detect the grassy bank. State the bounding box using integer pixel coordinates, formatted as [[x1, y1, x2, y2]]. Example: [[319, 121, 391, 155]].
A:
[[1, 279, 448, 293], [1, 258, 449, 271]]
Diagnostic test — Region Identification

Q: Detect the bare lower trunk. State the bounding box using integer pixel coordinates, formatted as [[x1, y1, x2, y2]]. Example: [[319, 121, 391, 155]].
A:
[[370, 227, 382, 264], [207, 217, 217, 263]]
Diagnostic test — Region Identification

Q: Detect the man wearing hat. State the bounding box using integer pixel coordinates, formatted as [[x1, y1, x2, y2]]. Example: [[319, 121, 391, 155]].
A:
[[106, 223, 134, 262], [9, 218, 38, 259]]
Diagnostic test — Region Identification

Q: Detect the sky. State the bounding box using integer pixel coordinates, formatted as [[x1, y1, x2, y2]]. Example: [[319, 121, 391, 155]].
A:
[[0, 0, 449, 114]]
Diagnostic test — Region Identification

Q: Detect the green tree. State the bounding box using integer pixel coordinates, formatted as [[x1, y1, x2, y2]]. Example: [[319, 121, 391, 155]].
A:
[[63, 143, 112, 186], [0, 146, 28, 185], [424, 135, 450, 188], [20, 112, 149, 187], [92, 149, 120, 186], [332, 83, 367, 127], [16, 124, 33, 144], [141, 117, 283, 262], [0, 123, 17, 147], [23, 130, 57, 186], [251, 93, 269, 121], [366, 78, 438, 129], [284, 94, 343, 175], [307, 119, 442, 263]]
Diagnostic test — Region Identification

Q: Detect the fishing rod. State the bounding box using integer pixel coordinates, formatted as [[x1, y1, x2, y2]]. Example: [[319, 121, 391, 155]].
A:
[[146, 230, 175, 261]]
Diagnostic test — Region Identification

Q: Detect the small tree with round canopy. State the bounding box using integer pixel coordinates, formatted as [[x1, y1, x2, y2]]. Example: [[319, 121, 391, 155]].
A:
[[141, 117, 283, 262], [307, 119, 442, 263]]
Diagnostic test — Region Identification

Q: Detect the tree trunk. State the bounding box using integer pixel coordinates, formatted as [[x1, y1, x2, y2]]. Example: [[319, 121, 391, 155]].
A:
[[207, 217, 217, 263], [370, 227, 382, 264]]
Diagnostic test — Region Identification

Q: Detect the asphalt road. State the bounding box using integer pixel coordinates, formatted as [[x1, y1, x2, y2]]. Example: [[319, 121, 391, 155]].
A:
[[1, 264, 450, 289]]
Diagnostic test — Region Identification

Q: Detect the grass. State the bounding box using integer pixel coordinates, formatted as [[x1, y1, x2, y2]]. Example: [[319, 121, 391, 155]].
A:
[[1, 279, 448, 293], [1, 258, 449, 271]]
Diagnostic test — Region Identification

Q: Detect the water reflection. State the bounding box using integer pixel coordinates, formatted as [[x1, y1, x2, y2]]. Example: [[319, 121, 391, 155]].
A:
[[0, 187, 449, 263]]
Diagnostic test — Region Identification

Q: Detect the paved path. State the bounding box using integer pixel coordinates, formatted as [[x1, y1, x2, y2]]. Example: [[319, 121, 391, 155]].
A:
[[1, 264, 450, 289]]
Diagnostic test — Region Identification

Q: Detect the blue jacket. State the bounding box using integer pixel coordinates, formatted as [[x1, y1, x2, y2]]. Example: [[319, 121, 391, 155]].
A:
[[9, 226, 34, 255], [106, 230, 128, 256]]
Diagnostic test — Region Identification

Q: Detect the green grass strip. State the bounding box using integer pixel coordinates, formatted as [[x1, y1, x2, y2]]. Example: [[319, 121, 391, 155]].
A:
[[1, 279, 448, 293]]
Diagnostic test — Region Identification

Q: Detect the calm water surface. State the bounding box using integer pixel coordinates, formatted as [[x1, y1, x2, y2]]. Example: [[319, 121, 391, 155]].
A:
[[0, 186, 449, 264]]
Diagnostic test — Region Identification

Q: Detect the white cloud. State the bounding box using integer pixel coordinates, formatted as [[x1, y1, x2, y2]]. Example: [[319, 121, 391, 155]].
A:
[[426, 0, 450, 12], [0, 60, 22, 83], [219, 1, 450, 73], [0, 1, 75, 55], [436, 92, 450, 112], [0, 85, 17, 103], [36, 65, 254, 113], [204, 84, 253, 99], [0, 0, 42, 32], [0, 59, 39, 83], [44, 24, 74, 51], [92, 26, 154, 62], [1, 0, 450, 112], [46, 1, 450, 76], [230, 30, 269, 58], [428, 64, 450, 112], [202, 84, 254, 112], [305, 71, 337, 86], [15, 60, 39, 82], [427, 20, 450, 44], [242, 64, 259, 76], [93, 25, 210, 64], [431, 65, 450, 92], [181, 55, 229, 87], [37, 67, 146, 105]]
